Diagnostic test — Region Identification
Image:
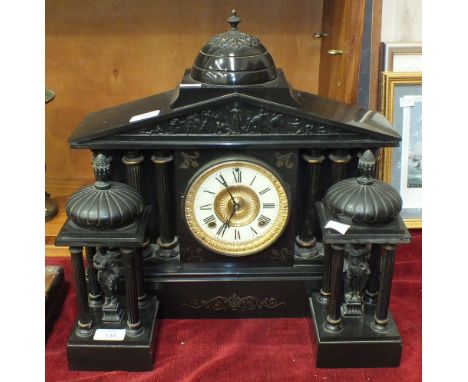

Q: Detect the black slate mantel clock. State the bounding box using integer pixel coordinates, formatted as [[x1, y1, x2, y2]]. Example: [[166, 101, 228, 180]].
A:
[[56, 11, 403, 371]]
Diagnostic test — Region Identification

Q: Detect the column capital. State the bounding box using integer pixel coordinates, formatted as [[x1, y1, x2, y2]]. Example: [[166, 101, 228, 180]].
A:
[[122, 153, 144, 166], [120, 247, 136, 255], [329, 152, 352, 164], [302, 153, 325, 164], [331, 243, 346, 251], [151, 154, 173, 164]]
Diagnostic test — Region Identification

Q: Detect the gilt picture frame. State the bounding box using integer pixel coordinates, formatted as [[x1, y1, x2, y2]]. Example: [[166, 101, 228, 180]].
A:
[[380, 72, 422, 229]]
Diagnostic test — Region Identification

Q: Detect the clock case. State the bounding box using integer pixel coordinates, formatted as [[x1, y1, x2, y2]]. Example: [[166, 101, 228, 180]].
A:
[[67, 29, 400, 319]]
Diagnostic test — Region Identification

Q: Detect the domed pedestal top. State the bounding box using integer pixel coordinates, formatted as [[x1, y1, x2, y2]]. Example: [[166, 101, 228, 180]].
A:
[[324, 150, 403, 225], [190, 10, 277, 85], [66, 181, 145, 228]]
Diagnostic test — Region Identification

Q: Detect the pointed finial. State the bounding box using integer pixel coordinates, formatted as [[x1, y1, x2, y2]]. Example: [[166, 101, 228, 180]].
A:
[[93, 153, 111, 181], [227, 9, 241, 30], [357, 150, 376, 184]]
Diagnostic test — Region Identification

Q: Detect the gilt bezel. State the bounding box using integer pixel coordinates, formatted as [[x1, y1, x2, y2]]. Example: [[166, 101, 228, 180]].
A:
[[183, 157, 290, 257]]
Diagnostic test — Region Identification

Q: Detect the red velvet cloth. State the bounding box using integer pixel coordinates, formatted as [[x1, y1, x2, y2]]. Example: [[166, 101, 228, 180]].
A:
[[46, 231, 421, 382]]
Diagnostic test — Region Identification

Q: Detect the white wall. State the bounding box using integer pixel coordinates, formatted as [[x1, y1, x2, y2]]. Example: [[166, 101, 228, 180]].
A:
[[381, 0, 422, 42]]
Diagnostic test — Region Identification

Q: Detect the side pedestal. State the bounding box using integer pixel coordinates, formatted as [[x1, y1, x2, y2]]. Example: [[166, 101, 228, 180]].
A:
[[309, 293, 402, 368], [67, 297, 159, 371]]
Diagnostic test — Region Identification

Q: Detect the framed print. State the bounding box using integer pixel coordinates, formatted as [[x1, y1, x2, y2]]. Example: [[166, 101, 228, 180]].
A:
[[381, 42, 422, 72], [380, 72, 422, 229]]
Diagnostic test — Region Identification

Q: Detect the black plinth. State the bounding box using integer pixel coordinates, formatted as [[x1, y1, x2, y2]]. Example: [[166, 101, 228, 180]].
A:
[[67, 297, 159, 371], [309, 294, 402, 368], [142, 261, 324, 318]]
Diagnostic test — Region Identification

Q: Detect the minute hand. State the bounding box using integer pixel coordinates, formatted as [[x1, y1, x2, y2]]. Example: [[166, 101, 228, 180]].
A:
[[217, 175, 237, 206]]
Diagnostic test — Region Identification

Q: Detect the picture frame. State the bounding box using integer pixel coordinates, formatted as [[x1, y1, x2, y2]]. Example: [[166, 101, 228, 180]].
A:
[[380, 72, 422, 229], [380, 42, 422, 72]]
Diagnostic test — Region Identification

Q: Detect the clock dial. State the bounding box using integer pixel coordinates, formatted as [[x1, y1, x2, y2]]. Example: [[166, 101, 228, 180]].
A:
[[184, 159, 289, 256]]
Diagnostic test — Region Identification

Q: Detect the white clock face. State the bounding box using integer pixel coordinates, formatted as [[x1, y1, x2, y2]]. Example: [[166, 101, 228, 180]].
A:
[[184, 159, 289, 256]]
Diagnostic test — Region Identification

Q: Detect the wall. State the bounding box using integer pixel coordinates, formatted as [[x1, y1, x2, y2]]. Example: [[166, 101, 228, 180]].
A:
[[45, 0, 324, 182], [381, 0, 422, 42]]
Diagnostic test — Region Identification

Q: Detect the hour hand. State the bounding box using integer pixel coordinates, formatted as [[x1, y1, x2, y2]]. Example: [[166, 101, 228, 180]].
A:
[[225, 206, 236, 227]]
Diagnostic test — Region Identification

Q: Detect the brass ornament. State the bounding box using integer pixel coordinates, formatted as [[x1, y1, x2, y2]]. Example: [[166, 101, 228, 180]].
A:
[[184, 160, 289, 257], [275, 152, 295, 169], [214, 185, 260, 227], [182, 293, 286, 311], [179, 151, 200, 169]]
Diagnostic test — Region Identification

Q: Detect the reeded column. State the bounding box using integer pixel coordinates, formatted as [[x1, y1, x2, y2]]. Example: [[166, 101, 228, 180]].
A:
[[121, 248, 144, 336], [85, 247, 103, 308], [122, 151, 144, 195], [151, 152, 177, 249], [136, 240, 149, 308], [318, 244, 332, 304], [372, 244, 396, 331], [329, 150, 351, 186], [296, 151, 325, 248], [364, 244, 382, 304], [70, 247, 93, 336], [325, 244, 345, 333]]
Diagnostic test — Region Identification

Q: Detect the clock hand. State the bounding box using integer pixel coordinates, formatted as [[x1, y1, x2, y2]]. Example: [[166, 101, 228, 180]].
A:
[[218, 174, 238, 208], [225, 206, 236, 227]]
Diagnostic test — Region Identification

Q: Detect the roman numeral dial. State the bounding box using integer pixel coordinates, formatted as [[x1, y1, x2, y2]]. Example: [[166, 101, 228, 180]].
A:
[[184, 159, 289, 257]]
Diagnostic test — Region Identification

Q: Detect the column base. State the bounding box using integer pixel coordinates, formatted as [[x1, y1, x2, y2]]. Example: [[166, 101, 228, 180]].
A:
[[88, 293, 104, 309], [138, 293, 151, 309], [309, 294, 402, 368], [294, 241, 324, 263], [363, 289, 379, 305], [317, 290, 330, 305], [67, 296, 159, 371], [75, 322, 94, 338]]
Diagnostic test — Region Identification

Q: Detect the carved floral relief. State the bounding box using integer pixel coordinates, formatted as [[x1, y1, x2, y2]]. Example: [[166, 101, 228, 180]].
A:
[[182, 293, 286, 311]]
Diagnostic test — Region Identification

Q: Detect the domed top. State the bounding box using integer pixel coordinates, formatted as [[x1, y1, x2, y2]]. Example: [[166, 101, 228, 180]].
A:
[[66, 180, 145, 228], [190, 10, 277, 85], [324, 150, 403, 225]]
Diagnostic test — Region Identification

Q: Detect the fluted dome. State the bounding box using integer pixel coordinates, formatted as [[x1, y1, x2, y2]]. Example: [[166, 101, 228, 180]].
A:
[[324, 150, 403, 225], [190, 10, 277, 85], [66, 181, 144, 228]]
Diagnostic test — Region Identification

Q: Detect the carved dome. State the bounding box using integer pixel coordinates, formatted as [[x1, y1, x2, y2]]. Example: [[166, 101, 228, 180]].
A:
[[190, 10, 277, 85], [324, 150, 403, 225], [66, 181, 145, 228]]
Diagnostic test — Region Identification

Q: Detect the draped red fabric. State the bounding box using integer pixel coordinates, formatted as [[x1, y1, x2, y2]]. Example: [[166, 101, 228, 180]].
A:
[[45, 230, 421, 382]]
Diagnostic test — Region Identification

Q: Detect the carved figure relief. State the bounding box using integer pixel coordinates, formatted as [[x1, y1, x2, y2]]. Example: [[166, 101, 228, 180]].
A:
[[342, 244, 371, 316], [120, 102, 352, 137], [93, 248, 123, 322]]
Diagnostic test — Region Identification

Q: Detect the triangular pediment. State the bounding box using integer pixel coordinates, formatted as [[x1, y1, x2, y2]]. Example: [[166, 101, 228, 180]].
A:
[[69, 92, 399, 149], [118, 100, 354, 137]]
